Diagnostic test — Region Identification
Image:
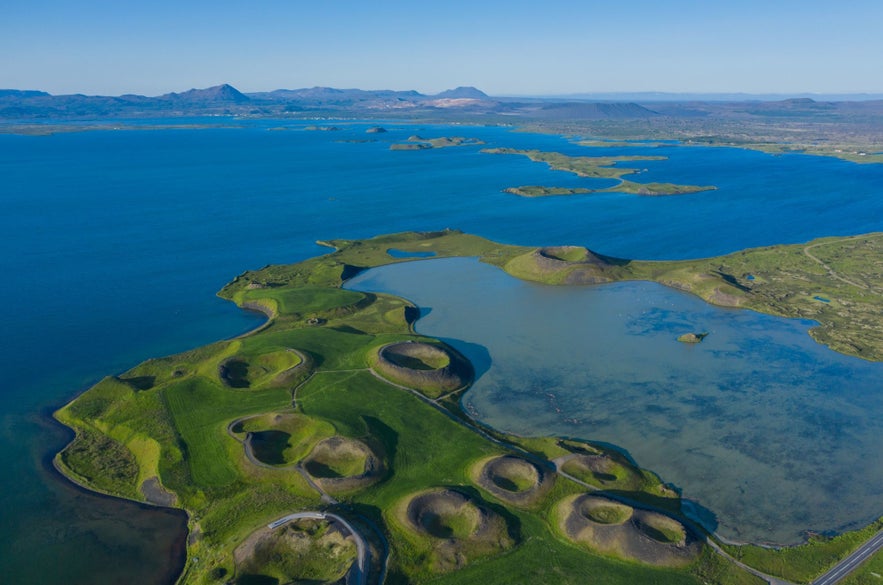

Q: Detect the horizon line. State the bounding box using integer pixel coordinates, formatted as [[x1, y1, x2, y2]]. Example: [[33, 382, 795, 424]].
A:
[[5, 84, 883, 102]]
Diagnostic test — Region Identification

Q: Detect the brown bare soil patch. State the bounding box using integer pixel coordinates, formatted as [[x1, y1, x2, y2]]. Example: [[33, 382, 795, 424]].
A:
[[140, 476, 176, 507], [557, 494, 700, 567]]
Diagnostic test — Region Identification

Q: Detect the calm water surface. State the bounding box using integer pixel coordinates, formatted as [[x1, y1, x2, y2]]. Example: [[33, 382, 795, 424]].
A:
[[347, 257, 883, 544], [2, 120, 883, 579]]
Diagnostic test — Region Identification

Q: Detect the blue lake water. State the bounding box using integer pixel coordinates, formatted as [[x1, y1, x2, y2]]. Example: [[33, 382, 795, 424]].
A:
[[2, 120, 883, 579], [346, 257, 883, 544]]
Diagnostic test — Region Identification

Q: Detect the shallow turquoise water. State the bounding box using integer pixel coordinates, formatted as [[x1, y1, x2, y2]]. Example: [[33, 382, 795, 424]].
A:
[[347, 257, 883, 544], [2, 120, 883, 578]]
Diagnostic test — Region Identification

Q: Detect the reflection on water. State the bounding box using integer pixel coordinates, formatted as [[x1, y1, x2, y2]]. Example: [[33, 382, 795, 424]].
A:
[[347, 257, 883, 545]]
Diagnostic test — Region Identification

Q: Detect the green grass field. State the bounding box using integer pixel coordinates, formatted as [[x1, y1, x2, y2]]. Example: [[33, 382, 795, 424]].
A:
[[724, 519, 883, 583]]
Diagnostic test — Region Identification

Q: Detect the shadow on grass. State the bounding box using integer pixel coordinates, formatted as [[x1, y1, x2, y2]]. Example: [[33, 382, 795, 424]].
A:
[[593, 471, 618, 483], [451, 485, 523, 544], [220, 359, 250, 388], [236, 574, 278, 585], [119, 375, 155, 390], [492, 476, 521, 492], [383, 569, 410, 585], [598, 252, 632, 267], [331, 325, 366, 335], [303, 460, 342, 479], [601, 489, 682, 515], [335, 501, 384, 527], [327, 502, 391, 585], [340, 264, 365, 281], [250, 430, 292, 466], [300, 349, 324, 370], [363, 416, 397, 483]]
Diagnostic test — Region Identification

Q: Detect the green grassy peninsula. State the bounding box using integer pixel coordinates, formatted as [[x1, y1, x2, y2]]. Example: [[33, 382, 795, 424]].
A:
[[54, 229, 883, 584]]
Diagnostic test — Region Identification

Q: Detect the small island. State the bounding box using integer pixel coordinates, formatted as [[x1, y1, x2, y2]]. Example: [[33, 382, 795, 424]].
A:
[[504, 186, 596, 197], [304, 125, 340, 132], [505, 181, 715, 197], [482, 147, 666, 179], [391, 135, 486, 150], [484, 148, 716, 196], [677, 332, 709, 344]]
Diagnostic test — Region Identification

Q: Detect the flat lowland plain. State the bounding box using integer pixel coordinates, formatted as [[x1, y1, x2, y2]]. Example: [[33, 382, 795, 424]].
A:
[[54, 229, 883, 584]]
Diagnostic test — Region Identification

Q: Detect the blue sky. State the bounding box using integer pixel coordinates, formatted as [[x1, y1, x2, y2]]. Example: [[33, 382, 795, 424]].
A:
[[2, 0, 881, 95]]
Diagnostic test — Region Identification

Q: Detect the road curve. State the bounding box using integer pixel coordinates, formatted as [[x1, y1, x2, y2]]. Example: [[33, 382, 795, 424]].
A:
[[268, 511, 369, 585], [814, 528, 883, 585]]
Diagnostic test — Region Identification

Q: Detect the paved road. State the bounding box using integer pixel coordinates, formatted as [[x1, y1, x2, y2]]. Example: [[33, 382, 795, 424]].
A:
[[269, 511, 370, 585], [268, 511, 326, 528], [814, 528, 883, 585]]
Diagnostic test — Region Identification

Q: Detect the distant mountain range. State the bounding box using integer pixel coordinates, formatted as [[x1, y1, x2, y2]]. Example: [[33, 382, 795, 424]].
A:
[[1, 83, 882, 123], [0, 84, 502, 119], [525, 91, 883, 102]]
